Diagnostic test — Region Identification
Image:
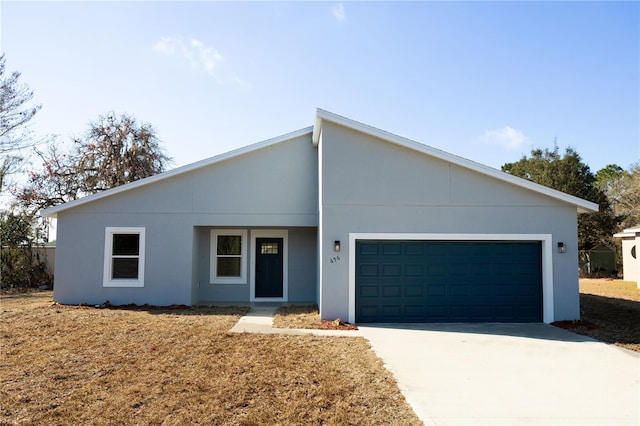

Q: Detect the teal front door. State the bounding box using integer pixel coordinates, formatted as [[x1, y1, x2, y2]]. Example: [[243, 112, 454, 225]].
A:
[[255, 238, 284, 298]]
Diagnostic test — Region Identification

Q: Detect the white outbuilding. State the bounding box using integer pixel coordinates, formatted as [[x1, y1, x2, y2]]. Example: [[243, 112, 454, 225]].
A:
[[613, 226, 640, 288]]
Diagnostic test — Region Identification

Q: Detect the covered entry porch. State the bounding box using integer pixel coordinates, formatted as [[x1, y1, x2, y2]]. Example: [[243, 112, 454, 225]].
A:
[[192, 226, 318, 305]]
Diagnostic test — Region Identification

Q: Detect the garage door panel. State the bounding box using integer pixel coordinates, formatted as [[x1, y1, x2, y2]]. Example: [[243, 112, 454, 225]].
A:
[[404, 285, 424, 298], [515, 285, 537, 296], [382, 285, 402, 298], [382, 264, 402, 276], [355, 240, 542, 323], [359, 264, 378, 276], [359, 243, 379, 255], [405, 264, 424, 276], [450, 284, 470, 296], [450, 263, 469, 275], [494, 285, 513, 296], [404, 304, 425, 317], [470, 263, 491, 275], [382, 243, 402, 255], [471, 284, 491, 296], [426, 305, 448, 318], [358, 284, 378, 298], [427, 264, 447, 276], [427, 284, 447, 296], [493, 263, 515, 275], [358, 305, 379, 321], [405, 243, 424, 255], [468, 305, 493, 319]]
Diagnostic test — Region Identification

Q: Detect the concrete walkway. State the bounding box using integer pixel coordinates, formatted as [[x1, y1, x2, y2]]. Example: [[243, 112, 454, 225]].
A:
[[229, 305, 363, 337]]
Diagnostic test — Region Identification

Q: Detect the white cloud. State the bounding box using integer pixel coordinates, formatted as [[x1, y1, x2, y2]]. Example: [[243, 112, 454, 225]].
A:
[[480, 126, 528, 150], [332, 3, 346, 22], [153, 36, 223, 77]]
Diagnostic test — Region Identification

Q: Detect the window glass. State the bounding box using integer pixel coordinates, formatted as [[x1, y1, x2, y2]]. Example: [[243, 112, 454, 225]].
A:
[[217, 257, 241, 277], [112, 258, 139, 279], [217, 235, 241, 256], [210, 229, 246, 284], [260, 242, 279, 254], [113, 234, 140, 255]]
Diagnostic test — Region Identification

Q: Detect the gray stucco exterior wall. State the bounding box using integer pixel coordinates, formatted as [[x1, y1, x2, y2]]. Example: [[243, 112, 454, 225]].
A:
[[52, 134, 318, 306], [318, 122, 580, 322]]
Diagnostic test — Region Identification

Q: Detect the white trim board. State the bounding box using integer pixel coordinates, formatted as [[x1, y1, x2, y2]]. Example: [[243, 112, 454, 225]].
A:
[[250, 229, 289, 302], [347, 233, 554, 324]]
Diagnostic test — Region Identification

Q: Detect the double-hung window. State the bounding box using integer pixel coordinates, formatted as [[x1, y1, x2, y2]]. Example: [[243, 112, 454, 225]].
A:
[[210, 229, 247, 284], [103, 227, 145, 287]]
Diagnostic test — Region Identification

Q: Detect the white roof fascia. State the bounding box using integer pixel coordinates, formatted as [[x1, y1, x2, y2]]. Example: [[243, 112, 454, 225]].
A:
[[314, 108, 599, 214], [614, 227, 640, 238], [312, 114, 323, 146], [613, 232, 634, 238], [42, 126, 314, 218]]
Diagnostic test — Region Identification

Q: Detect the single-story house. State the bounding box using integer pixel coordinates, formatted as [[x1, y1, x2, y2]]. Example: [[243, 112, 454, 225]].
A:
[[613, 227, 640, 287], [43, 109, 598, 323]]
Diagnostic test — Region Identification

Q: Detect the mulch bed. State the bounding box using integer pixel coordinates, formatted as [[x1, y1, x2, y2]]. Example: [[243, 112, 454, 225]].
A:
[[551, 319, 599, 331], [319, 319, 358, 330]]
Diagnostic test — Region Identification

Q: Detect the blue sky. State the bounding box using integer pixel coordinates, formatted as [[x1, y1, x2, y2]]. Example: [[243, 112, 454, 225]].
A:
[[2, 1, 639, 174]]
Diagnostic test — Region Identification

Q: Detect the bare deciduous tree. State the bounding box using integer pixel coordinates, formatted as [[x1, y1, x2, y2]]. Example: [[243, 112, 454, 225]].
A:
[[18, 112, 171, 213], [0, 54, 42, 190]]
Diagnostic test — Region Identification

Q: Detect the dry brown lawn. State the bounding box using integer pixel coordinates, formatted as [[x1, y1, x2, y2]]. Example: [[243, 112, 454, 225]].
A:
[[573, 279, 640, 352], [273, 305, 322, 329], [0, 292, 421, 425]]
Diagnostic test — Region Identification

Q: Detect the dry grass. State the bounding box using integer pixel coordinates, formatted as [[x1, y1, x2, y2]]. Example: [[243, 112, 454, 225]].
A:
[[575, 279, 640, 352], [580, 279, 640, 301], [0, 292, 421, 425], [273, 305, 358, 330], [273, 305, 322, 329]]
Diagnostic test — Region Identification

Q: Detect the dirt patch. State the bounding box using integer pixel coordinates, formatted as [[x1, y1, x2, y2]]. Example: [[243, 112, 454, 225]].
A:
[[0, 294, 419, 425], [274, 304, 358, 330]]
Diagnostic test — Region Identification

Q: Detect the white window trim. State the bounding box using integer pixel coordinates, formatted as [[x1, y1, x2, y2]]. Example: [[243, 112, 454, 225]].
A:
[[103, 227, 145, 288], [347, 233, 554, 324], [210, 229, 247, 284], [250, 229, 289, 302]]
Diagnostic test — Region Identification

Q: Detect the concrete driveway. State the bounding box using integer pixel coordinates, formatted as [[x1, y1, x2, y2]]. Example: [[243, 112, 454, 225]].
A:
[[358, 323, 639, 425]]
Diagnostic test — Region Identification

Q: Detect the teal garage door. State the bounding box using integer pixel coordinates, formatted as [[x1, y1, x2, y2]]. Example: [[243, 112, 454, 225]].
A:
[[355, 240, 542, 323]]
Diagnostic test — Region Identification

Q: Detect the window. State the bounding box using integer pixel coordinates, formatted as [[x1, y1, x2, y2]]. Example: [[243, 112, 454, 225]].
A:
[[103, 227, 145, 287], [260, 242, 279, 254], [211, 229, 247, 284]]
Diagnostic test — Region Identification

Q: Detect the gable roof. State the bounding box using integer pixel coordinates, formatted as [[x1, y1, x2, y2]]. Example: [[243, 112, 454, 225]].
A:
[[312, 108, 598, 214], [42, 126, 313, 218], [42, 108, 598, 218]]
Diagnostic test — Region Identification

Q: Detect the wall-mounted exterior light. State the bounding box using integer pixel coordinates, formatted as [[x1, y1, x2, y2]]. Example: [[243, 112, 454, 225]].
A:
[[557, 242, 566, 253], [334, 240, 341, 252]]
